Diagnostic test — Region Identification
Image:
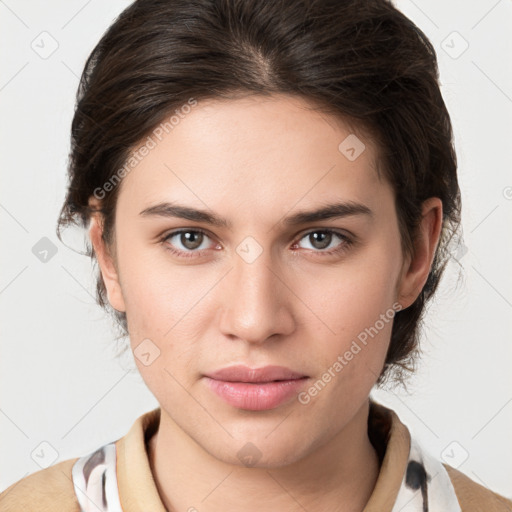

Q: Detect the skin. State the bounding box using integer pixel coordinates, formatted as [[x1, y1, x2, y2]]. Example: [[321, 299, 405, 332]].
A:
[[89, 94, 442, 512]]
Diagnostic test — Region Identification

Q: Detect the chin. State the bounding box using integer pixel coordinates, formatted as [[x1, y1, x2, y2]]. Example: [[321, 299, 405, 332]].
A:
[[202, 426, 323, 469]]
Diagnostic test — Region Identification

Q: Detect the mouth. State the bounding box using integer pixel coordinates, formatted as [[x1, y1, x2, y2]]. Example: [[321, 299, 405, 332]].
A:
[[203, 365, 309, 411], [205, 364, 307, 383]]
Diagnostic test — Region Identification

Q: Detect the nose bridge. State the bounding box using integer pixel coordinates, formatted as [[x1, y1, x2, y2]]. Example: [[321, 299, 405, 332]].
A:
[[219, 239, 294, 343]]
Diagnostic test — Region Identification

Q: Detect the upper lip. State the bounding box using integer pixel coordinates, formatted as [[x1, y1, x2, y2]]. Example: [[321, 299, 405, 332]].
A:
[[205, 365, 308, 383]]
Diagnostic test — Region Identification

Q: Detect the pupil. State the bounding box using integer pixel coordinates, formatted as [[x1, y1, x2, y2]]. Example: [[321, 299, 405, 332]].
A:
[[182, 232, 202, 250], [311, 232, 331, 249]]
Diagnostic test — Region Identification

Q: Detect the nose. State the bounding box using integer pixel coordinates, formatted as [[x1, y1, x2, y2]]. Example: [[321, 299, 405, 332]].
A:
[[218, 246, 296, 345]]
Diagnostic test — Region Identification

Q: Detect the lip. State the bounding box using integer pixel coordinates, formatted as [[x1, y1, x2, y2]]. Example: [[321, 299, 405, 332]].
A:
[[203, 365, 309, 411], [205, 365, 307, 383]]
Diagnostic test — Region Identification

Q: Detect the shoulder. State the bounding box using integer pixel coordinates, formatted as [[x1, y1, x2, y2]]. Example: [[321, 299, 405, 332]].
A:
[[0, 457, 81, 512], [444, 464, 512, 512], [0, 409, 160, 512]]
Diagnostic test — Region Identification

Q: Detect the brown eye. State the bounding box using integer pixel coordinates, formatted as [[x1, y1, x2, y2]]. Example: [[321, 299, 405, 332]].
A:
[[163, 229, 212, 253], [297, 230, 350, 252], [179, 231, 204, 250], [308, 231, 332, 250]]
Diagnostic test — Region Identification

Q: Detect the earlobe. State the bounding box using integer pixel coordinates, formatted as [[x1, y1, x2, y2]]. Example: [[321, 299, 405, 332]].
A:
[[396, 197, 443, 309], [88, 202, 126, 313]]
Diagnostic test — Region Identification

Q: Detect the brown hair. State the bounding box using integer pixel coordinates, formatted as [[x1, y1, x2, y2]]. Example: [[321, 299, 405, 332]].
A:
[[57, 0, 462, 386]]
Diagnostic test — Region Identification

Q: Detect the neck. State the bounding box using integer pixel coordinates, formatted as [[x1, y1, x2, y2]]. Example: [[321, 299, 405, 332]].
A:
[[148, 399, 380, 512]]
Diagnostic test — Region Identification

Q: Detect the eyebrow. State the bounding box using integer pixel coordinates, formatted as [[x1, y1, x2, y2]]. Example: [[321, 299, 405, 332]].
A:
[[139, 200, 373, 228]]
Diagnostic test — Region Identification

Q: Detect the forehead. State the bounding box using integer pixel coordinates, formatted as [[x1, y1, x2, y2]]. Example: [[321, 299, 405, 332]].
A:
[[116, 94, 391, 222]]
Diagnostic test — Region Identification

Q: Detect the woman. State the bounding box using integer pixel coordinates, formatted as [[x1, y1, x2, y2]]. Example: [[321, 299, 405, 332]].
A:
[[1, 0, 510, 510]]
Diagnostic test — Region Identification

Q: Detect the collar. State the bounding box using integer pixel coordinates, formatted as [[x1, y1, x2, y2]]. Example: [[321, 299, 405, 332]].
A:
[[71, 400, 461, 511]]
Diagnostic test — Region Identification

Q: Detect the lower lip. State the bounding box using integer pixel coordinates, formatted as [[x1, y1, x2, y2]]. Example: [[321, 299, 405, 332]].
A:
[[204, 377, 308, 411]]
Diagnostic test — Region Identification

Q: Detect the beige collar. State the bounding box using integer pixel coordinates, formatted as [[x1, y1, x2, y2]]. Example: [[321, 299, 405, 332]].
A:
[[72, 400, 461, 511], [114, 401, 412, 512]]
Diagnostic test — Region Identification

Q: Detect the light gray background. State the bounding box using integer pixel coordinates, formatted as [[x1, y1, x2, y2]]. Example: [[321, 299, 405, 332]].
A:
[[1, 0, 511, 498]]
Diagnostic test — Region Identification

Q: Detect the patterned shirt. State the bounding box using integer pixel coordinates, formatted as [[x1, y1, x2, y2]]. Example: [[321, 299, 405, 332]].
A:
[[1, 400, 511, 511]]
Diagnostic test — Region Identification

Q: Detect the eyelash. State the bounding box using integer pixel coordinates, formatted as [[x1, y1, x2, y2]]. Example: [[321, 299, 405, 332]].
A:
[[160, 228, 354, 259]]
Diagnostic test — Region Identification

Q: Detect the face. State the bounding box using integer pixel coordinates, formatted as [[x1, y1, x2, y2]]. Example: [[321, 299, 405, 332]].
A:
[[91, 94, 433, 467]]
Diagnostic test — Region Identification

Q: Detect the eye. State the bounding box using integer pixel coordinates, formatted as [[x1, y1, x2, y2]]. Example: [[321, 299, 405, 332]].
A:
[[293, 229, 353, 255], [162, 229, 218, 257], [161, 228, 354, 259]]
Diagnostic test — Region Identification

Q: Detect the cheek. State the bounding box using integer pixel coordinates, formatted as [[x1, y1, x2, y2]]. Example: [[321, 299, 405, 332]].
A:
[[294, 265, 398, 418], [117, 239, 209, 336], [294, 242, 401, 372], [117, 249, 219, 389]]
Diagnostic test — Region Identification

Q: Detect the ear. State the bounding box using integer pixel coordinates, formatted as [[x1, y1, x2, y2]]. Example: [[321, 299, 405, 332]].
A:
[[88, 197, 126, 313], [396, 197, 443, 309]]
